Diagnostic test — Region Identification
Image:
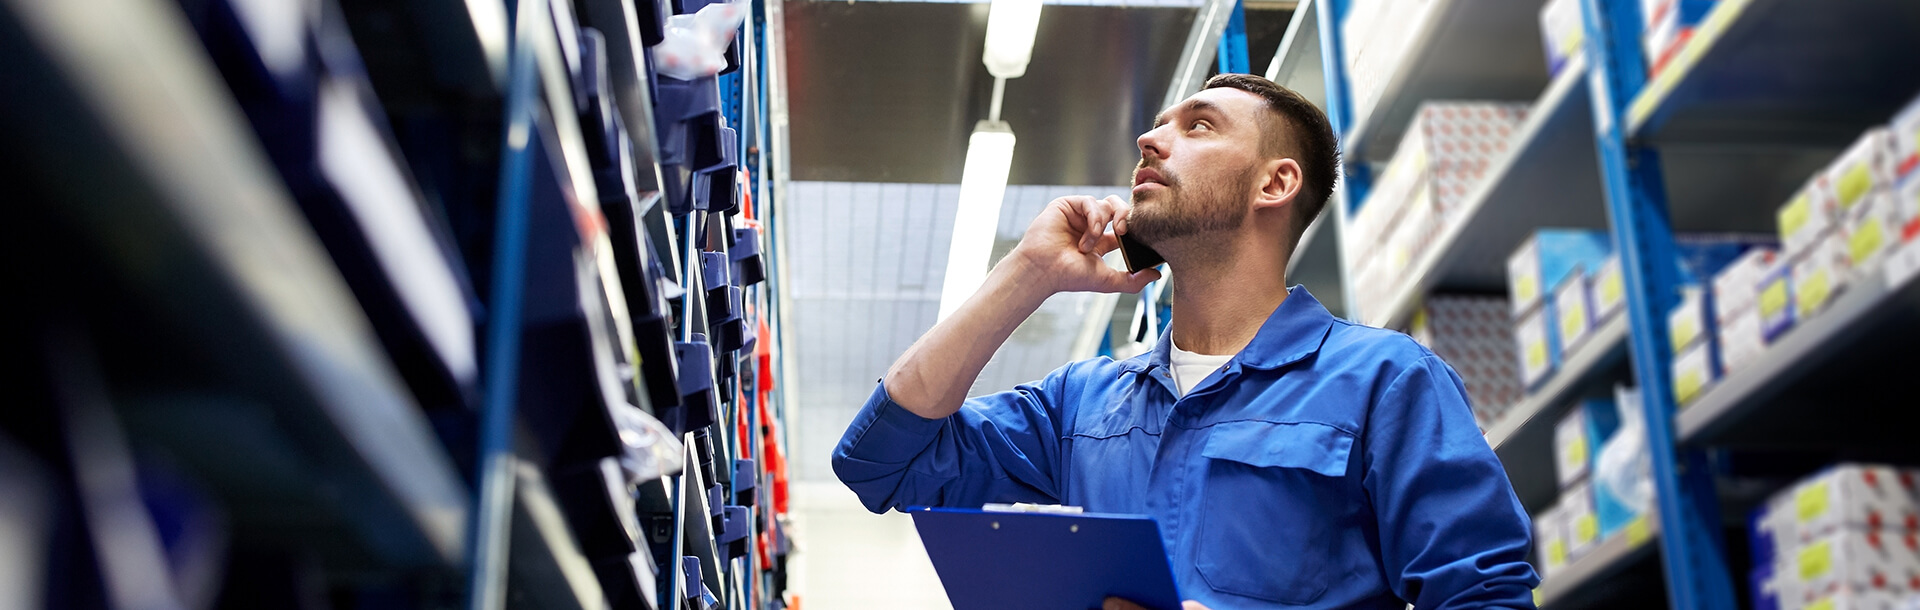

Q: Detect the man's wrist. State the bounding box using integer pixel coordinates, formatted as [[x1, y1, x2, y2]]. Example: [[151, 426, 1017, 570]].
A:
[[987, 252, 1057, 311]]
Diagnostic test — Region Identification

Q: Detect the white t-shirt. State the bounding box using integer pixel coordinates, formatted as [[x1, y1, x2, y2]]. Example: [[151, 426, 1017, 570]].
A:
[[1169, 340, 1235, 396]]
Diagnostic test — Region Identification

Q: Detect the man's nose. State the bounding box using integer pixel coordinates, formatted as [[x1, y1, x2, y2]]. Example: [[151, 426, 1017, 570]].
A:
[[1137, 125, 1169, 161]]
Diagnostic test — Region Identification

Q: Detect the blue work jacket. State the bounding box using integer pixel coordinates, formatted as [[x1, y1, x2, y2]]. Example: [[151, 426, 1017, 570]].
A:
[[833, 287, 1540, 609]]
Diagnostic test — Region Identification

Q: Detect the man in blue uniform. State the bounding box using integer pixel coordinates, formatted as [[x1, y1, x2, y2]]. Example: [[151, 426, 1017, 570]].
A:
[[833, 74, 1539, 609]]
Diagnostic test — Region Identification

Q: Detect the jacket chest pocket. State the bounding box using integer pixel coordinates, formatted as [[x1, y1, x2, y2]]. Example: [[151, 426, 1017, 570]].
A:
[[1193, 420, 1355, 605]]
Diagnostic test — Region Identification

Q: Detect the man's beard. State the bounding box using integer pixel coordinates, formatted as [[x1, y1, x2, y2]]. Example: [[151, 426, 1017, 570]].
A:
[[1127, 162, 1254, 245]]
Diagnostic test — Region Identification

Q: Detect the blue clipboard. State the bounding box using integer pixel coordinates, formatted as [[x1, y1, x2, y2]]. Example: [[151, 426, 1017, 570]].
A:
[[909, 507, 1183, 610]]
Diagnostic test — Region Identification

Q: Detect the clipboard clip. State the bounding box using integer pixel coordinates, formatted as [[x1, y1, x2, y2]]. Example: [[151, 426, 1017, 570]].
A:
[[981, 503, 1085, 514]]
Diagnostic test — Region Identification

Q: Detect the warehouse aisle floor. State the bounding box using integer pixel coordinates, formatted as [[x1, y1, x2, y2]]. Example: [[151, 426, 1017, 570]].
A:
[[789, 481, 953, 609]]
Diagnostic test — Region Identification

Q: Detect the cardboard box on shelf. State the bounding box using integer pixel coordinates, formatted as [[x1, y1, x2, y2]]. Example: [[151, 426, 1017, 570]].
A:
[[1780, 529, 1920, 607], [1760, 464, 1920, 550], [1553, 399, 1620, 489], [1829, 128, 1899, 223], [1794, 235, 1852, 320], [1553, 269, 1596, 357], [1718, 309, 1767, 373], [1895, 94, 1920, 179], [1540, 0, 1585, 77], [1411, 295, 1525, 429], [1780, 177, 1840, 258], [1713, 247, 1782, 325], [1671, 340, 1715, 407], [1563, 481, 1602, 562], [1640, 0, 1714, 76], [1593, 254, 1628, 322], [1668, 286, 1709, 355], [1515, 304, 1558, 389], [1536, 502, 1570, 579], [1845, 190, 1902, 273], [1758, 254, 1796, 343], [1508, 229, 1613, 316], [1898, 174, 1920, 237]]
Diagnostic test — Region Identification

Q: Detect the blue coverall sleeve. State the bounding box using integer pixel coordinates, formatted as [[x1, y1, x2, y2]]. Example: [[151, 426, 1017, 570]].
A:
[[1366, 355, 1541, 609], [830, 367, 1073, 514]]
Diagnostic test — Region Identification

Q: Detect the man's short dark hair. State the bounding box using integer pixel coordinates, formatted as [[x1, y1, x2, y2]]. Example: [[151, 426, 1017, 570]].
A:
[[1203, 73, 1341, 253]]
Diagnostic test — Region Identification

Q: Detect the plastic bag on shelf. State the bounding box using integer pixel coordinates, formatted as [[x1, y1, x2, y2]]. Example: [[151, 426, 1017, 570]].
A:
[[652, 2, 749, 80], [1594, 384, 1654, 535], [613, 404, 685, 483]]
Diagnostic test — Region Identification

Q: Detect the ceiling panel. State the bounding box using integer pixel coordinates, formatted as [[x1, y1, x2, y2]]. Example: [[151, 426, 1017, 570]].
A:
[[784, 2, 1194, 186]]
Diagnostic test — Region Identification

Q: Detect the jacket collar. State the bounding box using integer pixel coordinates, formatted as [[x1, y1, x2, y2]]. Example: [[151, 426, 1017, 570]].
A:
[[1119, 285, 1335, 373]]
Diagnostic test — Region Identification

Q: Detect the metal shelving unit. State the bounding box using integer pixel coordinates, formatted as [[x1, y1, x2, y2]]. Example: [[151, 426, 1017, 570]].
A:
[[1675, 243, 1920, 447], [1358, 53, 1609, 329], [1490, 313, 1629, 512], [1533, 516, 1662, 609], [0, 0, 796, 607], [1306, 0, 1920, 607]]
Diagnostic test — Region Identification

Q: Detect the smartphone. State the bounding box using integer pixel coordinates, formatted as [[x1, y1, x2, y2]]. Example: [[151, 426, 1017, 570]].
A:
[[1117, 232, 1165, 273]]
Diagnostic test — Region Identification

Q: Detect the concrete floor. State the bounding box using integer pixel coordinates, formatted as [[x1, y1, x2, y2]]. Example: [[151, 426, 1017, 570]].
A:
[[787, 481, 953, 610]]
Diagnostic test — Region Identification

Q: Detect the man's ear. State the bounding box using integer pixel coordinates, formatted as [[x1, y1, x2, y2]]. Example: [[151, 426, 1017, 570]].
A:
[[1254, 157, 1302, 213]]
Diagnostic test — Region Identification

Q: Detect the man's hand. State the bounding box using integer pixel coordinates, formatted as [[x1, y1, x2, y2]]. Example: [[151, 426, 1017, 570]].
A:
[[1004, 195, 1161, 296], [1102, 597, 1210, 610]]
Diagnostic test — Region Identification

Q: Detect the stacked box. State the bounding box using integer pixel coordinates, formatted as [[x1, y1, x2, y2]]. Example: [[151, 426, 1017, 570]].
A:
[[1668, 285, 1715, 406], [1409, 295, 1525, 429], [1536, 502, 1570, 579], [1896, 95, 1920, 180], [1794, 236, 1851, 320], [1553, 399, 1620, 489], [1554, 270, 1598, 357], [1341, 0, 1434, 121], [1345, 103, 1529, 320], [1539, 0, 1585, 77], [1515, 305, 1557, 389], [1828, 130, 1906, 274], [1563, 482, 1601, 561], [1662, 236, 1772, 406], [1641, 0, 1716, 77], [1779, 177, 1841, 258], [1507, 229, 1612, 316], [1749, 465, 1920, 610], [1759, 254, 1797, 342], [1593, 255, 1628, 322], [1713, 247, 1780, 370]]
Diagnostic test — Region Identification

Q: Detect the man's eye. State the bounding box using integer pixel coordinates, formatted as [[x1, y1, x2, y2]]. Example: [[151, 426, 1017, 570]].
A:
[[1190, 121, 1211, 132]]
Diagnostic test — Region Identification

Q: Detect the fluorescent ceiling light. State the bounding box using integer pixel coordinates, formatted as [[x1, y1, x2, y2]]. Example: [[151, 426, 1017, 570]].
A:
[[938, 121, 1017, 321], [983, 0, 1043, 78]]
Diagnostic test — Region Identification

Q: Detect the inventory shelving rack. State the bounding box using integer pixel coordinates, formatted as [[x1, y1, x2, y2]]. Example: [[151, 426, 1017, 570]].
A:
[[1285, 0, 1920, 607], [0, 0, 796, 607]]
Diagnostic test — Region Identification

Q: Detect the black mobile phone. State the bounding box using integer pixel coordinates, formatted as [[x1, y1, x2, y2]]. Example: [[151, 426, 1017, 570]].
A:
[[1117, 232, 1165, 273]]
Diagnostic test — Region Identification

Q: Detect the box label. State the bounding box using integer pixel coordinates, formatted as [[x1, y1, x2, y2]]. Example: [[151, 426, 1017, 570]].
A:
[[1574, 514, 1598, 545], [1517, 276, 1539, 306], [1564, 438, 1588, 473], [1780, 192, 1812, 239], [1837, 163, 1873, 210], [1797, 481, 1830, 523], [1599, 272, 1624, 310], [1808, 599, 1836, 610], [1670, 317, 1699, 354], [1675, 368, 1704, 405], [1760, 278, 1790, 319], [1527, 340, 1548, 372], [1625, 515, 1652, 548], [1547, 539, 1568, 567], [1560, 304, 1587, 347], [1798, 269, 1833, 316], [1850, 217, 1885, 265], [1798, 539, 1833, 580]]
